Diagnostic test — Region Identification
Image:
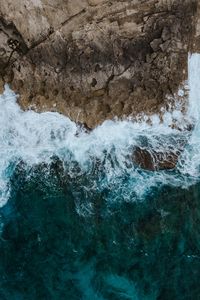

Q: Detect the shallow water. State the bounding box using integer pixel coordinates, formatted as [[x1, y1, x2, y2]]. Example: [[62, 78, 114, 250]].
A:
[[1, 54, 200, 299]]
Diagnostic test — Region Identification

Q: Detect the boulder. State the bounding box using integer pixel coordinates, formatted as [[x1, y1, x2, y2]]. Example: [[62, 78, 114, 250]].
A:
[[132, 134, 189, 171], [133, 146, 180, 171]]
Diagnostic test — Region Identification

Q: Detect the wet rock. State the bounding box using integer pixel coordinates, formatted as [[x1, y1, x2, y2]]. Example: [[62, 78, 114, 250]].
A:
[[75, 122, 92, 136], [193, 0, 200, 52], [133, 146, 180, 171], [132, 133, 190, 171]]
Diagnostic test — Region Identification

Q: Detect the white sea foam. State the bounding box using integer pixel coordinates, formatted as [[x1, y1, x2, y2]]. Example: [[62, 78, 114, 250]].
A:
[[0, 54, 200, 207], [177, 53, 200, 176]]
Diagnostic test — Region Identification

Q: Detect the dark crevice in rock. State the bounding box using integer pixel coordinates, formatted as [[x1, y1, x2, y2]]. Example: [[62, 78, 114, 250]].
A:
[[0, 17, 28, 82], [0, 17, 28, 54]]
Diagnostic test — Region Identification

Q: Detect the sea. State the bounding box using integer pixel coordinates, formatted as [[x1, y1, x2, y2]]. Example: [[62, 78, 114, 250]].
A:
[[0, 54, 200, 299]]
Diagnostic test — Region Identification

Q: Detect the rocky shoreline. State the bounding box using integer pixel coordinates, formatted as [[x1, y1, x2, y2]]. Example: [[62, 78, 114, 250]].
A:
[[0, 0, 199, 128]]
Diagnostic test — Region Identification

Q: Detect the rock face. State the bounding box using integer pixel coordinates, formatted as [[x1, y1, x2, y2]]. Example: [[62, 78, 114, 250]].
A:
[[194, 0, 200, 51], [0, 0, 199, 127]]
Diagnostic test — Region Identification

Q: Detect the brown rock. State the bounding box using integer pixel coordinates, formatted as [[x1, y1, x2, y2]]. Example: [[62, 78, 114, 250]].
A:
[[76, 122, 92, 136], [132, 136, 188, 171], [133, 147, 180, 171], [0, 0, 199, 127], [150, 39, 163, 52], [193, 0, 200, 52], [162, 27, 171, 41], [0, 78, 4, 94], [160, 40, 171, 52]]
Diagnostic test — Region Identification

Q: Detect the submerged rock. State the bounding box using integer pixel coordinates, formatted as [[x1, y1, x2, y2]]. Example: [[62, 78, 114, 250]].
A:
[[133, 135, 189, 171], [0, 0, 199, 127], [133, 146, 180, 171]]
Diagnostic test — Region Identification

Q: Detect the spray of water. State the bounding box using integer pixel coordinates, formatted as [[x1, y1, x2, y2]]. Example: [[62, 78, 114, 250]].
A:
[[177, 53, 200, 176]]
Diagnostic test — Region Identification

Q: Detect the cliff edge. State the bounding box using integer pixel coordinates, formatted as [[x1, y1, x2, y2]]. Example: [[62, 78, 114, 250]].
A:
[[0, 0, 199, 127]]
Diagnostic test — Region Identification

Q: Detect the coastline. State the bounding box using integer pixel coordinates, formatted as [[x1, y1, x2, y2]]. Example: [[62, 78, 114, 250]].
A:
[[0, 0, 199, 128]]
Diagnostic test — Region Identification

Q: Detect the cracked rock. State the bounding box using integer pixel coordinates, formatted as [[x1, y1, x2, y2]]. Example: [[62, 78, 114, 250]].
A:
[[0, 0, 199, 128], [150, 38, 163, 52]]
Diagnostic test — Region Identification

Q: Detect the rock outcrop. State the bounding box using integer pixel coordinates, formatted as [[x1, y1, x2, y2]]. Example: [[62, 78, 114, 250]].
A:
[[0, 0, 199, 127], [133, 145, 181, 171]]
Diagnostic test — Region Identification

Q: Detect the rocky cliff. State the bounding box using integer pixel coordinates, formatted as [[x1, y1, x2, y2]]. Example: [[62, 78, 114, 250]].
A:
[[0, 0, 199, 127]]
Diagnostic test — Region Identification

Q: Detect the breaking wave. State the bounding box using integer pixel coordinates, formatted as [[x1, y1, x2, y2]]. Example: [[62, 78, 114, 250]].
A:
[[0, 53, 200, 208]]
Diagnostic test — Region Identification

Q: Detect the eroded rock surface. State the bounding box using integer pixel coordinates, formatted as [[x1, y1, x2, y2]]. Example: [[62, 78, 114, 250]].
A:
[[194, 0, 200, 51], [0, 0, 199, 127]]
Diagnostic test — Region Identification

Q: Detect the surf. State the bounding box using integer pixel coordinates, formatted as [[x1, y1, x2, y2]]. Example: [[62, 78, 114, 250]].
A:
[[0, 53, 200, 207]]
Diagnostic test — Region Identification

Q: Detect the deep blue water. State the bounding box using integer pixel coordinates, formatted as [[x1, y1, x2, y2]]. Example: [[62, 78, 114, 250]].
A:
[[1, 162, 200, 300]]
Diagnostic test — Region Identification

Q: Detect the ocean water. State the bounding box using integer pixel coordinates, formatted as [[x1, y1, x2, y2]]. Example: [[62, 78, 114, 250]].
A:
[[0, 54, 200, 299]]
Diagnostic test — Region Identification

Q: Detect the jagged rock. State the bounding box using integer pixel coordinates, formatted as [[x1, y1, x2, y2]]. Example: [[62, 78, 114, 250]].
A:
[[132, 136, 189, 171], [133, 147, 180, 171], [75, 122, 92, 136], [160, 40, 171, 52], [150, 39, 163, 52], [0, 0, 199, 127], [162, 27, 171, 41], [194, 0, 200, 51]]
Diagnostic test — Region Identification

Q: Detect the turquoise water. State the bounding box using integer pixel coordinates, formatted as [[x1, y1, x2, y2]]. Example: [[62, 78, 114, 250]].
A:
[[1, 54, 200, 299], [1, 164, 200, 299]]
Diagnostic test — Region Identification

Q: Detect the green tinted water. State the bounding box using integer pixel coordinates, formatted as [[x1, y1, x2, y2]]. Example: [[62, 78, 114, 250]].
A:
[[1, 165, 200, 300]]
